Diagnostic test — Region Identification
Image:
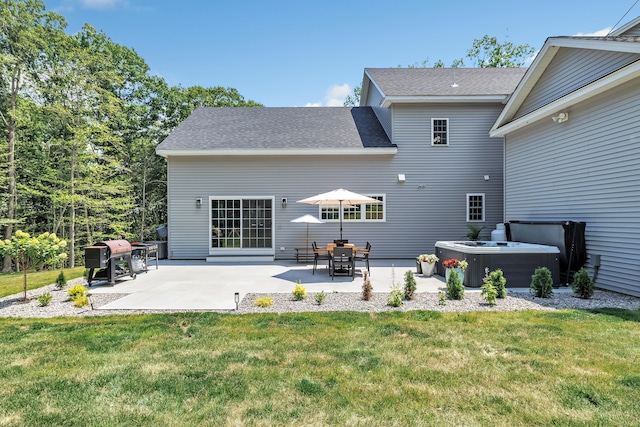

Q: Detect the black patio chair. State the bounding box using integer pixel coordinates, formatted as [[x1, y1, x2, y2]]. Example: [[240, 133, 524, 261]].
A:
[[312, 241, 331, 275], [354, 241, 371, 273], [331, 246, 354, 280]]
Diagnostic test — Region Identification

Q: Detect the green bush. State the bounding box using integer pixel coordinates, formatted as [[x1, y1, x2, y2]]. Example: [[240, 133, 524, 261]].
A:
[[292, 282, 307, 301], [403, 270, 417, 300], [36, 292, 53, 307], [572, 268, 594, 299], [72, 295, 89, 307], [438, 291, 447, 306], [481, 281, 497, 306], [530, 267, 553, 298], [55, 271, 67, 290], [446, 269, 465, 300], [67, 284, 88, 299], [485, 269, 507, 299], [254, 297, 273, 308], [387, 289, 404, 307], [315, 291, 326, 305]]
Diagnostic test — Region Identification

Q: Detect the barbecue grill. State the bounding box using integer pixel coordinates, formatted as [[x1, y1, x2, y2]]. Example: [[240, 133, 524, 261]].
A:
[[85, 239, 137, 286]]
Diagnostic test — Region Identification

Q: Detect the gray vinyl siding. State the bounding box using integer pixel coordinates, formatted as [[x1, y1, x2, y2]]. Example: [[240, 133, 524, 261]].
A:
[[515, 49, 640, 118], [504, 78, 640, 296], [166, 103, 505, 260], [364, 83, 392, 138]]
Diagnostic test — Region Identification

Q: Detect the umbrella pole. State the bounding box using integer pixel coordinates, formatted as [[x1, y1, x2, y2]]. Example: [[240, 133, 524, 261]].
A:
[[306, 224, 309, 261], [339, 201, 343, 240]]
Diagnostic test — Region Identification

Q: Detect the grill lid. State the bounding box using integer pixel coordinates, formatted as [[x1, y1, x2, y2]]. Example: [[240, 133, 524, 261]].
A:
[[95, 239, 132, 255]]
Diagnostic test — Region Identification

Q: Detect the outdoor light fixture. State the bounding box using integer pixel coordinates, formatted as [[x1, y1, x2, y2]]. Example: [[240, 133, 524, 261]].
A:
[[397, 174, 406, 183], [281, 197, 287, 208], [234, 292, 240, 310], [552, 112, 569, 123], [196, 198, 202, 207], [484, 175, 490, 181]]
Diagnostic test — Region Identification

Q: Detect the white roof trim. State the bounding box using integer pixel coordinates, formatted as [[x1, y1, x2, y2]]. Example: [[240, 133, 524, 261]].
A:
[[156, 147, 398, 157], [381, 95, 508, 107], [610, 16, 640, 36], [490, 60, 640, 137]]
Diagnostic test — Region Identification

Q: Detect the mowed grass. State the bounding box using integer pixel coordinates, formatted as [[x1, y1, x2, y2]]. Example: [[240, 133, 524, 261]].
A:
[[0, 267, 86, 298], [1, 309, 639, 426]]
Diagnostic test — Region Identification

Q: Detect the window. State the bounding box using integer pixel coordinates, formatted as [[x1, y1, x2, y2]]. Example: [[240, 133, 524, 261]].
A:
[[466, 193, 485, 222], [431, 118, 448, 145], [320, 195, 385, 222]]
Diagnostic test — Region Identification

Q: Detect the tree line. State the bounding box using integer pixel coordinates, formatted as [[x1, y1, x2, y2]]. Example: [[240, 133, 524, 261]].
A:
[[0, 0, 262, 271]]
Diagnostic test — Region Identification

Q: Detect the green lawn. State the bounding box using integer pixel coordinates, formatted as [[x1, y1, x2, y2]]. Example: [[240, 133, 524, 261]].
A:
[[1, 309, 639, 426], [0, 267, 86, 298]]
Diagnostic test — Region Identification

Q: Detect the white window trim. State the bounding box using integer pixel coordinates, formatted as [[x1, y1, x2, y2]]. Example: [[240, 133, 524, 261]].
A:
[[208, 196, 275, 255], [319, 194, 386, 223], [466, 193, 485, 222], [431, 118, 449, 146]]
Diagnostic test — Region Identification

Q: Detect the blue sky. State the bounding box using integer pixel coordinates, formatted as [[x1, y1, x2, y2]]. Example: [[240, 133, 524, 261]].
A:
[[50, 0, 640, 107]]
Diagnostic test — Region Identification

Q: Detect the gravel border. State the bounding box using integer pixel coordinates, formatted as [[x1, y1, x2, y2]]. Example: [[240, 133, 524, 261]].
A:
[[1, 279, 639, 318]]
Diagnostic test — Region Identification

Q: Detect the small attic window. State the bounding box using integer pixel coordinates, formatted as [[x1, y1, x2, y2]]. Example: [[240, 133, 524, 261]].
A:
[[431, 118, 448, 146]]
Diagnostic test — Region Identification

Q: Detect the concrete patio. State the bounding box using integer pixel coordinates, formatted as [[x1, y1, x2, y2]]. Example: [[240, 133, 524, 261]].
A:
[[87, 259, 448, 311], [87, 259, 562, 311]]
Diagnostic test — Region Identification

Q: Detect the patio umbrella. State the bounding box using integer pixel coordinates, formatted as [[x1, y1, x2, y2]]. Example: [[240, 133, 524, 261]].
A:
[[297, 188, 381, 240], [290, 214, 324, 260]]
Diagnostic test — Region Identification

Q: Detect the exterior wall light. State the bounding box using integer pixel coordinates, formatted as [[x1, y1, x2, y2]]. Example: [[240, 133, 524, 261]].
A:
[[196, 198, 203, 207], [552, 112, 569, 123], [281, 198, 287, 208], [397, 174, 406, 183]]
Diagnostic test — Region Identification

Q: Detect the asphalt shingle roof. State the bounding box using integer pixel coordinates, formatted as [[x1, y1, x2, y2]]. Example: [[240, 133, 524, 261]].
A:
[[366, 67, 527, 97], [157, 107, 394, 151]]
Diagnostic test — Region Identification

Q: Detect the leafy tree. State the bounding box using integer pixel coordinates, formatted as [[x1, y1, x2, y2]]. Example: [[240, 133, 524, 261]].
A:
[[466, 35, 534, 68], [0, 0, 66, 271], [0, 229, 67, 300], [343, 86, 361, 107]]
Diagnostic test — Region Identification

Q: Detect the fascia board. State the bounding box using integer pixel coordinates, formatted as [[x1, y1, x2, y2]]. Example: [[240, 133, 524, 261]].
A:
[[156, 147, 398, 157], [490, 60, 640, 137], [363, 69, 387, 108], [380, 95, 507, 107], [550, 36, 640, 53], [491, 41, 559, 133], [610, 16, 640, 36]]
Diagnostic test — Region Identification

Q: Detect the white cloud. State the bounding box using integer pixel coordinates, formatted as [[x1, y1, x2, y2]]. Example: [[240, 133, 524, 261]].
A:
[[574, 27, 612, 37], [306, 83, 351, 107]]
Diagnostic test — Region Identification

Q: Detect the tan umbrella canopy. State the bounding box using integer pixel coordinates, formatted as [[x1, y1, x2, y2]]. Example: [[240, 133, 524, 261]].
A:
[[290, 214, 324, 258], [297, 188, 381, 240]]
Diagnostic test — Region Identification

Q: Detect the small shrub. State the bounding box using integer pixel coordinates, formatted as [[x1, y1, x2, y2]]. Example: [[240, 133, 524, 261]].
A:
[[403, 270, 417, 300], [572, 268, 594, 299], [387, 288, 404, 307], [292, 281, 307, 301], [481, 281, 497, 306], [485, 269, 507, 299], [438, 291, 447, 306], [72, 295, 89, 307], [530, 267, 554, 298], [446, 269, 465, 300], [67, 284, 88, 299], [55, 271, 66, 290], [315, 290, 326, 305], [362, 271, 373, 301], [254, 297, 273, 308], [36, 292, 53, 307]]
